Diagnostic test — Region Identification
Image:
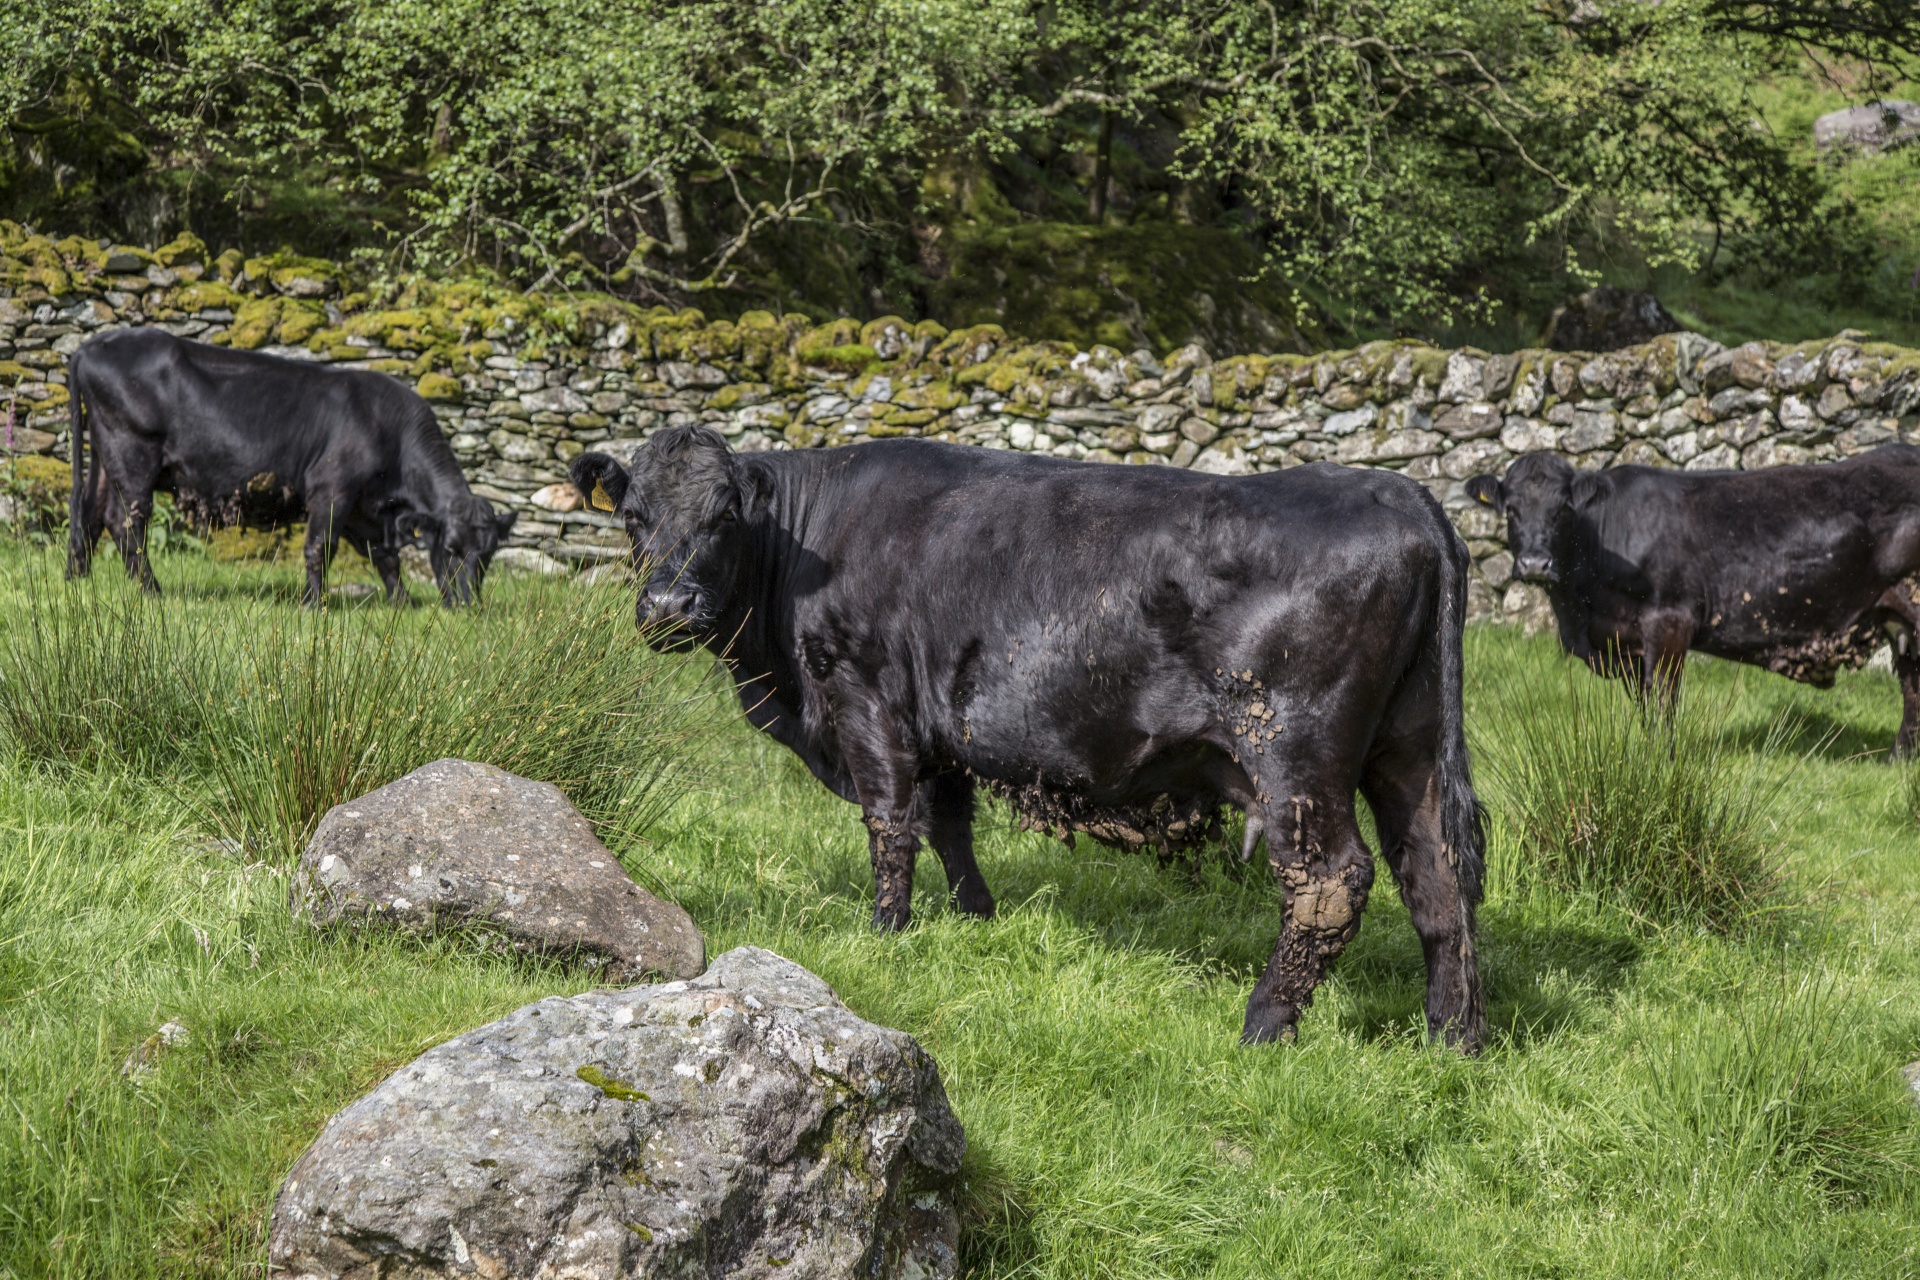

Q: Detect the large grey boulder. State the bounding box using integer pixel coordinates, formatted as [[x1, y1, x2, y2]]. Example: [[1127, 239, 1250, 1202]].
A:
[[1814, 101, 1920, 153], [296, 759, 702, 982], [268, 946, 965, 1280]]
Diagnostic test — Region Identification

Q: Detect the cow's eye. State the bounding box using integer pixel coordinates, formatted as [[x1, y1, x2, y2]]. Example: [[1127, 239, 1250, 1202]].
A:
[[719, 508, 737, 524]]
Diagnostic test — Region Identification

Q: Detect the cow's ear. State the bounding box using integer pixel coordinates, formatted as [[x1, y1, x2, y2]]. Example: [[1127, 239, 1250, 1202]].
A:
[[495, 508, 519, 536], [570, 453, 630, 513], [1464, 474, 1505, 514], [737, 460, 774, 518]]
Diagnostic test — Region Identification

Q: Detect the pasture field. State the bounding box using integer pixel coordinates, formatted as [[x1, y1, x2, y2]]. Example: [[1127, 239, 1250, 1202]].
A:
[[1, 543, 1918, 1278]]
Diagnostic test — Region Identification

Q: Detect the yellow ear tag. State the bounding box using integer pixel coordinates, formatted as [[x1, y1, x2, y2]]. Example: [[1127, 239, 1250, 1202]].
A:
[[590, 479, 615, 512]]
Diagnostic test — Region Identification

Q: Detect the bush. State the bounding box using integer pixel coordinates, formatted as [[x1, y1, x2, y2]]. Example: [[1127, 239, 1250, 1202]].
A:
[[1474, 658, 1793, 931], [1, 454, 69, 532], [0, 554, 710, 861]]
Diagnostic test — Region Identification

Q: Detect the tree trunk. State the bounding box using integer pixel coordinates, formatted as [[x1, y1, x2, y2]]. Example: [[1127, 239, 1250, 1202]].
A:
[[1088, 109, 1114, 223]]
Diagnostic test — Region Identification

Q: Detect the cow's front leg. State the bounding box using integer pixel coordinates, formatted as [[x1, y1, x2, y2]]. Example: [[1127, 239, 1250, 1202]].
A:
[[1243, 790, 1375, 1045], [837, 690, 925, 932], [924, 770, 994, 919], [368, 543, 410, 606], [1641, 612, 1694, 709]]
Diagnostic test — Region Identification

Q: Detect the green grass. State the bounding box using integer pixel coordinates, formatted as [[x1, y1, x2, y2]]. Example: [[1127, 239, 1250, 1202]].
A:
[[3, 545, 1920, 1277], [1476, 661, 1797, 931]]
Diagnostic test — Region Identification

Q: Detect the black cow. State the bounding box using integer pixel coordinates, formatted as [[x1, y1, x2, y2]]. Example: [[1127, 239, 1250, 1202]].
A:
[[1467, 448, 1920, 749], [67, 328, 516, 604], [573, 427, 1488, 1050]]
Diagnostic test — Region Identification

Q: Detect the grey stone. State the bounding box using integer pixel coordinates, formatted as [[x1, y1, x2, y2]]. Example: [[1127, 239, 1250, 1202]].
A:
[[1686, 443, 1740, 471], [1192, 438, 1255, 475], [1500, 417, 1559, 454], [1740, 438, 1813, 471], [660, 361, 728, 390], [492, 546, 571, 576], [268, 947, 962, 1280], [1561, 410, 1621, 454], [1437, 352, 1484, 404], [296, 759, 703, 982], [1179, 417, 1220, 446], [1338, 428, 1444, 463], [1046, 405, 1133, 429], [522, 386, 590, 415], [1322, 403, 1378, 436], [1708, 386, 1771, 418], [1440, 437, 1506, 480], [1479, 550, 1514, 588], [1433, 401, 1501, 440], [1817, 383, 1854, 420], [1814, 101, 1920, 153]]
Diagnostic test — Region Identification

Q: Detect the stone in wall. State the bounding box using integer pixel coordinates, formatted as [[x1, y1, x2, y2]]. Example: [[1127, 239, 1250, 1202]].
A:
[[4, 226, 1919, 621]]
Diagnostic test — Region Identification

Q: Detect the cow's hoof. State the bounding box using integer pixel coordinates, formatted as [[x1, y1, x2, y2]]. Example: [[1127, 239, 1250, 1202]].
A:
[[952, 887, 996, 920], [871, 908, 912, 934], [1240, 1003, 1300, 1046]]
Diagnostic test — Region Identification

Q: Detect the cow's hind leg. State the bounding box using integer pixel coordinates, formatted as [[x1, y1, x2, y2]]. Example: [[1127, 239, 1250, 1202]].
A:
[[302, 500, 343, 607], [923, 770, 994, 918], [1243, 786, 1375, 1045], [1894, 642, 1920, 758], [67, 453, 109, 580], [1363, 757, 1485, 1052]]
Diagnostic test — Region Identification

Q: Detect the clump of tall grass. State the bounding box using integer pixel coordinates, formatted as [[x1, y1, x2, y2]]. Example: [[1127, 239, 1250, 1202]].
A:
[[1474, 660, 1795, 931], [0, 560, 712, 860]]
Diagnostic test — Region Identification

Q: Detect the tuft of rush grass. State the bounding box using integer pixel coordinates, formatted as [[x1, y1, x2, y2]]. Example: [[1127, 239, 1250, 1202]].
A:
[[0, 545, 713, 863], [1471, 651, 1796, 932], [5, 548, 1920, 1278]]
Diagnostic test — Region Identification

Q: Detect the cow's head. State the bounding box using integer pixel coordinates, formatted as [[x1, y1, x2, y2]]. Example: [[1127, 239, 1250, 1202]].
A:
[[1466, 452, 1576, 584], [432, 496, 518, 605], [569, 426, 765, 649]]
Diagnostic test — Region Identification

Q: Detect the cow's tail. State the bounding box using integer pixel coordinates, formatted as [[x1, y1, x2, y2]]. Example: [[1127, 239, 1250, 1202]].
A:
[[1433, 520, 1486, 911], [65, 351, 89, 577]]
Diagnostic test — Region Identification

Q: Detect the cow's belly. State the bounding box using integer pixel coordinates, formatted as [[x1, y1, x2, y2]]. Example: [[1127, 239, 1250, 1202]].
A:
[[947, 653, 1241, 856]]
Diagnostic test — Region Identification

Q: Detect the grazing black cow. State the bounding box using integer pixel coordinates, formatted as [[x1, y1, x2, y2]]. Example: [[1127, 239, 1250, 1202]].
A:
[[66, 328, 516, 604], [1466, 447, 1920, 749], [573, 427, 1488, 1050]]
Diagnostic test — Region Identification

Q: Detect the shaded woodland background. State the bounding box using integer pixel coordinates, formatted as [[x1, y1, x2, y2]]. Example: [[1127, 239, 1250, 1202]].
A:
[[2, 0, 1918, 353]]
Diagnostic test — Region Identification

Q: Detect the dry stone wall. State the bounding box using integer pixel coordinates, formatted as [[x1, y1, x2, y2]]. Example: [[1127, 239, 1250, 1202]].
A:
[[3, 227, 1918, 621]]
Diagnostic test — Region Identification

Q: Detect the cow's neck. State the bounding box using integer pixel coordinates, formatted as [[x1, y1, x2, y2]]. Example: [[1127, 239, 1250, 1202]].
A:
[[709, 453, 827, 718]]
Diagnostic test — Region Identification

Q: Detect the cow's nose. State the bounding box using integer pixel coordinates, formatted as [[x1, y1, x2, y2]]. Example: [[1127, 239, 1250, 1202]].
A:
[[1514, 553, 1556, 582], [642, 585, 699, 629]]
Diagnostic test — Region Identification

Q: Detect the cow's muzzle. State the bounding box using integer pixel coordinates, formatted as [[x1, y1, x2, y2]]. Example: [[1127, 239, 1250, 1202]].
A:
[[639, 586, 706, 648], [1514, 553, 1557, 584]]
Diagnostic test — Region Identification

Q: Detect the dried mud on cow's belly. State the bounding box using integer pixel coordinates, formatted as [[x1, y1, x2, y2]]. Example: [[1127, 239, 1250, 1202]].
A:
[[1756, 621, 1881, 687], [979, 773, 1223, 859], [174, 471, 304, 531]]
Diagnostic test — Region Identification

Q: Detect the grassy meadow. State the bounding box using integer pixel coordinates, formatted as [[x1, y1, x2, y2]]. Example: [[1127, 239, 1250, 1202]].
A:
[[1, 541, 1918, 1278]]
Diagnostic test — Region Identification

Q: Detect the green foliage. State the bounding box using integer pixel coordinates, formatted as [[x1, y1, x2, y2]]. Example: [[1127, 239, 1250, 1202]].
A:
[[3, 0, 1915, 340], [1474, 656, 1793, 931]]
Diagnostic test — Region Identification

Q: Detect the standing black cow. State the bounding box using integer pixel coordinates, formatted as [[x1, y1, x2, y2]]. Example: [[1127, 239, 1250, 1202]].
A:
[[573, 427, 1488, 1050], [67, 328, 516, 604], [1467, 447, 1920, 749]]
